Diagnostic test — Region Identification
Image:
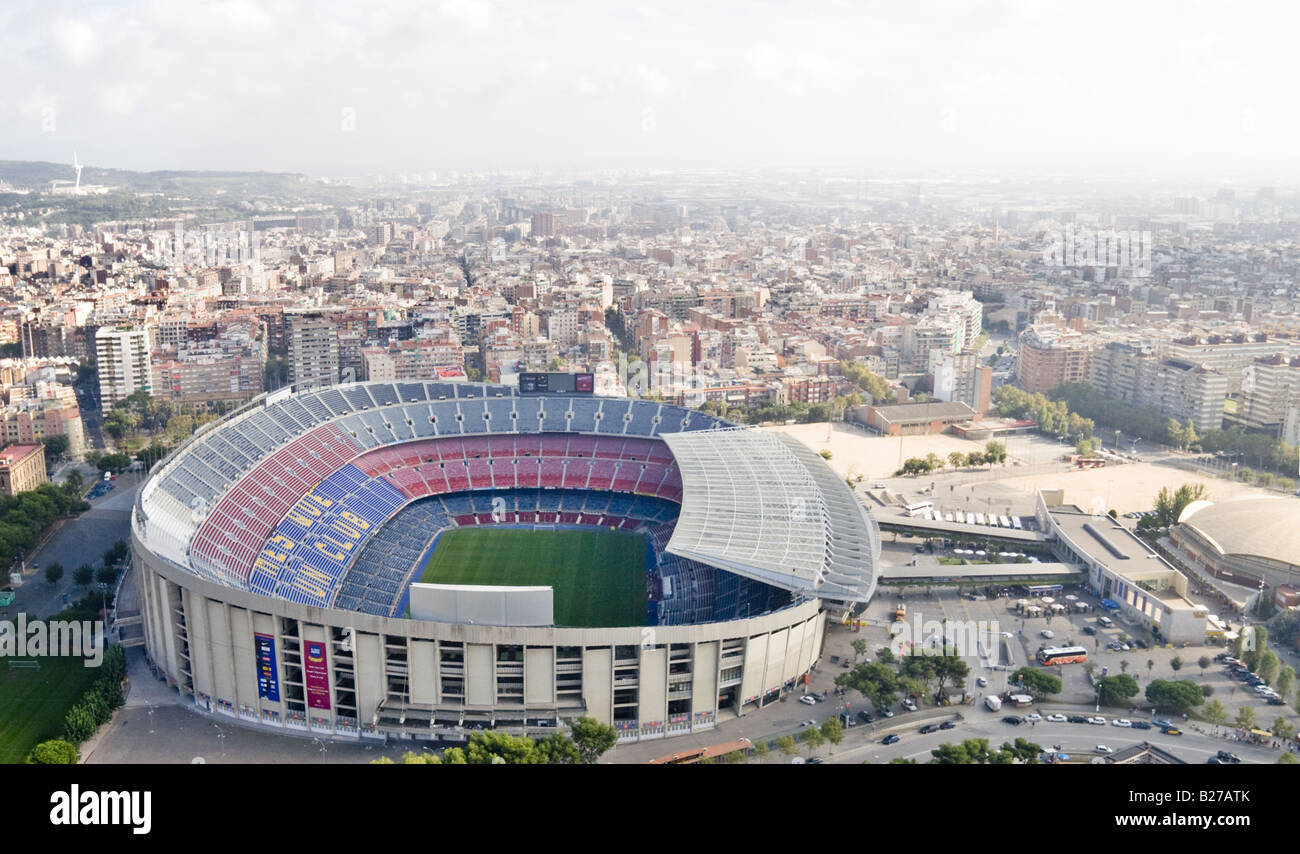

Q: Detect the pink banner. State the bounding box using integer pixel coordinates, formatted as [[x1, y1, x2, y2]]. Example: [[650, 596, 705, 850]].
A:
[[304, 640, 331, 710]]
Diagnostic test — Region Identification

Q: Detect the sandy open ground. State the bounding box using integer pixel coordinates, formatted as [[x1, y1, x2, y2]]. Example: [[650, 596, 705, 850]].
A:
[[977, 461, 1285, 515], [766, 423, 991, 480], [768, 422, 1288, 515]]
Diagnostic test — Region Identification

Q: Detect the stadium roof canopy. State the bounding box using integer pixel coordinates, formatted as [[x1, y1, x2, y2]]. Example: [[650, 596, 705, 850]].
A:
[[662, 428, 880, 603]]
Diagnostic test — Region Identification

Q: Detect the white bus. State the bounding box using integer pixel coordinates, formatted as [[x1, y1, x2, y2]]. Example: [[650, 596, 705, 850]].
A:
[[904, 501, 934, 517], [1000, 515, 1013, 528], [1011, 517, 1024, 530]]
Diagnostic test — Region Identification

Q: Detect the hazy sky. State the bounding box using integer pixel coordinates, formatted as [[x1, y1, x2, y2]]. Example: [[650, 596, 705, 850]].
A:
[[4, 0, 1296, 179]]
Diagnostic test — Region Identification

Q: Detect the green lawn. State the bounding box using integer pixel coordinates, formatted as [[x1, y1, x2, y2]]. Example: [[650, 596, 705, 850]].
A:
[[0, 656, 101, 763], [419, 527, 646, 628]]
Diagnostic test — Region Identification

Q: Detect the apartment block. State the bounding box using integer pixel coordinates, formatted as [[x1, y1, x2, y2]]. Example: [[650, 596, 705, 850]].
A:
[[95, 325, 152, 407]]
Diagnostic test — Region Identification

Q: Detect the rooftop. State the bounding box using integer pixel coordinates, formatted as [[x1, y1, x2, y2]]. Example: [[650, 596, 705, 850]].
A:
[[1177, 496, 1300, 570], [662, 428, 880, 603]]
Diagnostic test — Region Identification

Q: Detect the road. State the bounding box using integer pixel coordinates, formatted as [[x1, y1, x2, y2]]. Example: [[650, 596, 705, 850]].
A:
[[827, 715, 1284, 764], [3, 471, 142, 621]]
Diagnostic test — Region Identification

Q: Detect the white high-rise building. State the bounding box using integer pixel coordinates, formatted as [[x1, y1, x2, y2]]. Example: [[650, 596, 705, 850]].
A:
[[95, 325, 153, 408]]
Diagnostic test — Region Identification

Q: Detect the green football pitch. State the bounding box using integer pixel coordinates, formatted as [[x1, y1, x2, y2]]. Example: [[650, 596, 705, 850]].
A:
[[419, 527, 646, 628], [0, 655, 101, 764]]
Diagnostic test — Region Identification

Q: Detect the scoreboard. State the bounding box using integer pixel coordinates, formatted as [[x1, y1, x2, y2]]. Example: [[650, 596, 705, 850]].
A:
[[518, 372, 594, 394]]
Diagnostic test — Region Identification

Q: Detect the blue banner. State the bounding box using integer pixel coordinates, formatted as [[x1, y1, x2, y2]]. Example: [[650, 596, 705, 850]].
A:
[[255, 633, 280, 702]]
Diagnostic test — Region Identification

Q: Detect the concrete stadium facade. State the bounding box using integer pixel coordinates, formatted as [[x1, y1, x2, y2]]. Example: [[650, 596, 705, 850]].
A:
[[131, 381, 877, 744]]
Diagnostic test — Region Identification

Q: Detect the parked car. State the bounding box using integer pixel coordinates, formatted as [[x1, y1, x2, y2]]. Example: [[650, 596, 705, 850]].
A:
[[1112, 718, 1133, 728], [1087, 716, 1107, 725], [1040, 630, 1055, 639], [1002, 715, 1024, 725], [799, 695, 817, 706], [882, 734, 900, 745], [1268, 696, 1286, 705], [1094, 744, 1114, 755], [1045, 713, 1067, 723], [1023, 713, 1042, 723], [880, 708, 895, 718], [1134, 639, 1148, 649], [1081, 626, 1096, 635], [1131, 721, 1152, 730], [806, 756, 823, 764], [1067, 715, 1089, 724], [901, 699, 917, 712], [857, 711, 874, 724]]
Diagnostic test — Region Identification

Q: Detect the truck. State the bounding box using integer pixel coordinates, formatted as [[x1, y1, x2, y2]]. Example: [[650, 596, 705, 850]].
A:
[[985, 695, 1002, 712]]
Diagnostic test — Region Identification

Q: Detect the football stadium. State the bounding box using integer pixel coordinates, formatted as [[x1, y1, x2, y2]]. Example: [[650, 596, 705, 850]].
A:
[[131, 381, 880, 743]]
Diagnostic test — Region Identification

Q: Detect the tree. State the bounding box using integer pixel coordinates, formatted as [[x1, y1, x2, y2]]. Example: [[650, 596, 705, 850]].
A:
[[948, 452, 966, 469], [1145, 659, 1154, 678], [26, 739, 80, 764], [96, 452, 132, 474], [1276, 665, 1295, 700], [1198, 656, 1212, 677], [1258, 650, 1281, 685], [463, 731, 546, 764], [1279, 752, 1299, 765], [535, 732, 582, 765], [875, 647, 895, 665], [1234, 706, 1257, 730], [64, 468, 84, 496], [1273, 717, 1296, 741], [1203, 699, 1227, 724], [776, 736, 796, 756], [819, 449, 832, 460], [42, 434, 70, 461], [820, 718, 844, 749], [1011, 667, 1062, 699], [966, 451, 986, 468], [1002, 737, 1042, 764], [62, 704, 97, 744], [1097, 674, 1139, 706], [839, 360, 895, 405], [1144, 679, 1204, 714], [1170, 656, 1183, 674], [96, 565, 117, 586], [851, 639, 868, 663], [103, 539, 129, 568], [836, 661, 899, 713], [44, 563, 64, 585], [570, 717, 616, 764], [73, 564, 94, 587], [984, 441, 1007, 466]]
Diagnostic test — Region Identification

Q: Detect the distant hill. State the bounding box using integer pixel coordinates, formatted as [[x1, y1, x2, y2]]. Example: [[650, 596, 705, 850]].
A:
[[0, 160, 318, 195]]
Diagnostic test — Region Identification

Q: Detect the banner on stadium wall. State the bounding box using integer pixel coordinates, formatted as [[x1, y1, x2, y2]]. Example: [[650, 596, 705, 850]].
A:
[[304, 640, 331, 710], [254, 633, 280, 702]]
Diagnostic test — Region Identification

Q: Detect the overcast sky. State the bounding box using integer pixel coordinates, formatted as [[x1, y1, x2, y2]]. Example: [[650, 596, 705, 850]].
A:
[[3, 0, 1296, 180]]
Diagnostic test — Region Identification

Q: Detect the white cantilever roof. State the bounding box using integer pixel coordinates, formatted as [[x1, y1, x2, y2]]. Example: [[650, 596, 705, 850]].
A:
[[661, 428, 880, 602]]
